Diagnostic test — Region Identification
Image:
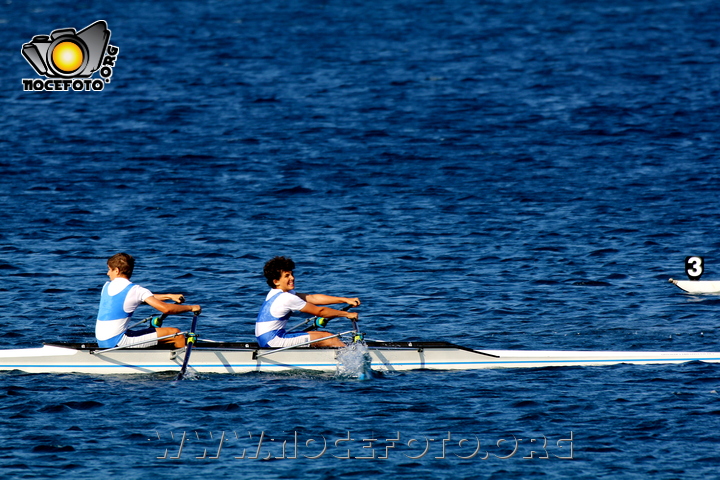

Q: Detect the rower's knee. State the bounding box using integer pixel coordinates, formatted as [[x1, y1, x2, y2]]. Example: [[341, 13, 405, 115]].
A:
[[309, 331, 345, 348], [156, 327, 186, 348]]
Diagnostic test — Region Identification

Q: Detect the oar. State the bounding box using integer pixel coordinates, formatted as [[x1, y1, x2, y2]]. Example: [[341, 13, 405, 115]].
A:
[[176, 312, 200, 381], [351, 319, 363, 343]]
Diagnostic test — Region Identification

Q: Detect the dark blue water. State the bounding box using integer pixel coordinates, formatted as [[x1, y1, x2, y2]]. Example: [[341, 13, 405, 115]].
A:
[[2, 0, 720, 478]]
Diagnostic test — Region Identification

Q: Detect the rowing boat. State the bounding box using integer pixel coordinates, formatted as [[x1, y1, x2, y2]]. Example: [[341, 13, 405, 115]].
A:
[[668, 256, 720, 293], [669, 278, 720, 294], [1, 340, 719, 375]]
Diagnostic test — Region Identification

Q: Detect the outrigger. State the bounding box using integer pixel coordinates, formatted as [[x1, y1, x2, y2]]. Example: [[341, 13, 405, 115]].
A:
[[1, 313, 719, 375]]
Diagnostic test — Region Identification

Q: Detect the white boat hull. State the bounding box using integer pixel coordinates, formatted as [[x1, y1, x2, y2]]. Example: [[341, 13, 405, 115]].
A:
[[1, 341, 719, 375], [669, 278, 720, 294]]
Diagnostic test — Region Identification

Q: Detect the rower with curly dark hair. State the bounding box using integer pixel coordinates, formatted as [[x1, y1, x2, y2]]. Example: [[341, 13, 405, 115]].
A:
[[256, 256, 360, 348]]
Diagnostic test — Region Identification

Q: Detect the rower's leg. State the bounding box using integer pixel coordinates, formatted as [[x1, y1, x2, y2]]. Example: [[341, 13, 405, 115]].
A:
[[156, 327, 186, 348], [308, 331, 345, 348]]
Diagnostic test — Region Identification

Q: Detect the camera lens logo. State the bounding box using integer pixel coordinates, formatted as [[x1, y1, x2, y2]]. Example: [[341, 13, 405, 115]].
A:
[[21, 20, 120, 92], [52, 41, 85, 74]]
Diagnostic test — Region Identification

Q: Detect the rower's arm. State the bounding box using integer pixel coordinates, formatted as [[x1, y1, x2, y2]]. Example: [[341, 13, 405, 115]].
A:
[[153, 293, 185, 303], [300, 294, 360, 307], [145, 296, 201, 315], [300, 302, 358, 321]]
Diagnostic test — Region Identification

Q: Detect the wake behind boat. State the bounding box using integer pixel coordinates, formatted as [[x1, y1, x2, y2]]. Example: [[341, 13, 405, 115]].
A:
[[1, 340, 720, 375]]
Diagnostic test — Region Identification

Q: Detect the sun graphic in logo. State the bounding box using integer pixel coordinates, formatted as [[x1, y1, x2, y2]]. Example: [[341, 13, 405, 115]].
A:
[[51, 41, 84, 73]]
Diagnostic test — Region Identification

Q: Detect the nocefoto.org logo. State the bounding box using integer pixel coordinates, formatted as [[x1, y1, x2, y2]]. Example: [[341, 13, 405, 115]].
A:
[[21, 20, 119, 92]]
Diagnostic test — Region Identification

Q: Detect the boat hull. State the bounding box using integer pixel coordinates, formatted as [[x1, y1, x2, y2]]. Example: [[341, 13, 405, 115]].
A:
[[669, 278, 720, 294], [1, 341, 719, 375]]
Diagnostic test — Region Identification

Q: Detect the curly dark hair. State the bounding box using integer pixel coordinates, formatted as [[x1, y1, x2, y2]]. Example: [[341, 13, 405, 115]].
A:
[[107, 252, 135, 278], [263, 256, 295, 288]]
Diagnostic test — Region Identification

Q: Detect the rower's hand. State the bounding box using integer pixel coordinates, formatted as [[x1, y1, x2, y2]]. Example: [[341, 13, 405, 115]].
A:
[[345, 297, 361, 307], [346, 311, 359, 321], [168, 294, 185, 304], [191, 305, 202, 315]]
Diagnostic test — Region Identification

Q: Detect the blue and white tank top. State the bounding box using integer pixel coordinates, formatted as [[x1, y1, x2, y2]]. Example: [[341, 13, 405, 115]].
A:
[[255, 289, 306, 347], [95, 278, 152, 348]]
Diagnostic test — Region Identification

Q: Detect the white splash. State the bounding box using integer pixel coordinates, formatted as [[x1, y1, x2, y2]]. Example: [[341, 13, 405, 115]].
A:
[[336, 342, 373, 379]]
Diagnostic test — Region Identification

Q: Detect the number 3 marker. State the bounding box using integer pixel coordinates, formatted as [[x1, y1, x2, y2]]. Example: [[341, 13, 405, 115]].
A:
[[685, 256, 704, 280]]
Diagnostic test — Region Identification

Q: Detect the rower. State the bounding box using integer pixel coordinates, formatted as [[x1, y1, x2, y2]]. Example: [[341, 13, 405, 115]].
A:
[[255, 256, 360, 348], [95, 253, 201, 349]]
